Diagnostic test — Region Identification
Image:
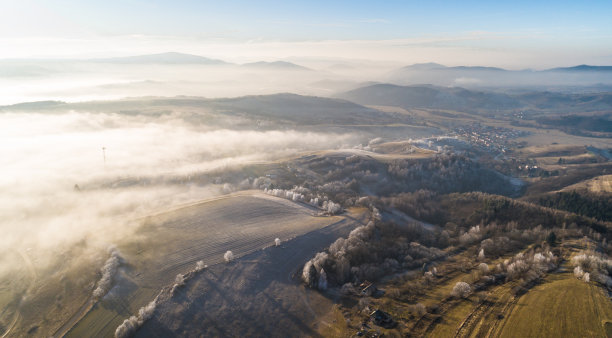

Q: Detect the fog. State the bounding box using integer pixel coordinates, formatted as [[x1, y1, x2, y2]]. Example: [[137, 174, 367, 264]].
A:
[[0, 60, 389, 105], [0, 109, 358, 276], [3, 56, 611, 107], [387, 65, 612, 90]]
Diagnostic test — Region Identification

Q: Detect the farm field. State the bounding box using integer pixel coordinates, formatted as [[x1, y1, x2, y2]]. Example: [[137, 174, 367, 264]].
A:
[[136, 207, 368, 337], [589, 175, 612, 193], [562, 175, 612, 194], [57, 191, 349, 337], [316, 233, 612, 338], [423, 247, 612, 338], [498, 273, 612, 338], [425, 247, 612, 338]]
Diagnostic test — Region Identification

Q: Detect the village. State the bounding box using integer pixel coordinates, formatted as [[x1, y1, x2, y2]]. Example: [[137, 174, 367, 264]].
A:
[[452, 123, 529, 154]]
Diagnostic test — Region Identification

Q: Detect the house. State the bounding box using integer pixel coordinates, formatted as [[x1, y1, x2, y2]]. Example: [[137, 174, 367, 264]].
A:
[[370, 309, 395, 328], [359, 281, 377, 296]]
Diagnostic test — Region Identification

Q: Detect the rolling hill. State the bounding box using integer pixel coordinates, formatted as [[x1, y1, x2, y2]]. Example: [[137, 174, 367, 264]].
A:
[[0, 93, 408, 126], [337, 83, 612, 113], [388, 63, 612, 88], [336, 83, 520, 112]]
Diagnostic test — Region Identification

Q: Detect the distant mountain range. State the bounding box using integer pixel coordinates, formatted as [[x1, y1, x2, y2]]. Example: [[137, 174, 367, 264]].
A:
[[0, 52, 311, 70], [397, 62, 612, 73], [337, 83, 612, 113], [241, 61, 311, 71], [400, 63, 506, 72], [91, 52, 229, 65], [546, 65, 612, 72], [90, 53, 312, 71], [0, 93, 404, 126], [2, 52, 611, 93], [91, 53, 312, 70], [388, 63, 612, 88], [6, 83, 612, 117]]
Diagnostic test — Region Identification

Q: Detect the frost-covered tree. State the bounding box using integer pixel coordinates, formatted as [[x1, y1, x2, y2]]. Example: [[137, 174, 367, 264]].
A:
[[451, 282, 472, 298], [478, 263, 489, 274], [224, 250, 234, 263], [195, 260, 206, 271], [318, 269, 328, 290], [478, 248, 485, 261]]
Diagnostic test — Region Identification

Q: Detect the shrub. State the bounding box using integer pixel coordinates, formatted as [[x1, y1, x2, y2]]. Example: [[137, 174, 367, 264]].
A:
[[224, 250, 234, 263], [451, 282, 472, 298]]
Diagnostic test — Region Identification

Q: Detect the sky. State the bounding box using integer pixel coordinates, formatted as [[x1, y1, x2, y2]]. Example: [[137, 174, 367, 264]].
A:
[[1, 0, 611, 67]]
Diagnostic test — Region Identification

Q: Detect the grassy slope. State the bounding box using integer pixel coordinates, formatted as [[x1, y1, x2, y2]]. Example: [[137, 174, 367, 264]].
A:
[[64, 192, 340, 337], [498, 273, 612, 338], [430, 242, 612, 338], [135, 208, 369, 337], [590, 175, 612, 193], [562, 175, 612, 193]]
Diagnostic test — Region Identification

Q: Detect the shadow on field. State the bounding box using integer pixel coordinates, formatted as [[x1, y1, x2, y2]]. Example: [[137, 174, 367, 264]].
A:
[[136, 217, 361, 337]]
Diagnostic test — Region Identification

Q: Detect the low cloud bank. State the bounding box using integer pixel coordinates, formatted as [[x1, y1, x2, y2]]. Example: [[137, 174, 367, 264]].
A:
[[0, 111, 356, 274]]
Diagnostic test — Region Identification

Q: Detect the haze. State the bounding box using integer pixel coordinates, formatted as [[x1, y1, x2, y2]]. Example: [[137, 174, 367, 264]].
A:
[[1, 1, 612, 338]]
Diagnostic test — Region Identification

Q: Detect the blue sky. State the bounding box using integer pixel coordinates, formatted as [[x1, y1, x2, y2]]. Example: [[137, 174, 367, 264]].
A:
[[1, 0, 611, 66], [4, 0, 611, 39]]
